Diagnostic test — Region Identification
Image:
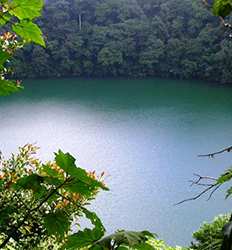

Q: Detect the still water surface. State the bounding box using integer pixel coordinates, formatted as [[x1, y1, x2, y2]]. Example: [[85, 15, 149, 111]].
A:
[[0, 78, 232, 246]]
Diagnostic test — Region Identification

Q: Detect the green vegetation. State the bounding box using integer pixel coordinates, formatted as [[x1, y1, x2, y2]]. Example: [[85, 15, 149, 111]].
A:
[[0, 144, 107, 249], [0, 144, 159, 249], [1, 0, 232, 249], [9, 0, 232, 84], [0, 144, 193, 249], [2, 144, 231, 250], [0, 0, 45, 95], [213, 0, 232, 17], [191, 214, 230, 250]]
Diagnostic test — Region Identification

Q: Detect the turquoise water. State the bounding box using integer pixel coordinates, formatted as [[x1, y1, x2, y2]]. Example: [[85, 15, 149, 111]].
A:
[[0, 78, 232, 246]]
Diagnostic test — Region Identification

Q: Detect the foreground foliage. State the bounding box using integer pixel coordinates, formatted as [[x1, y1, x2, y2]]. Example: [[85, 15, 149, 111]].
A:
[[191, 214, 230, 250], [0, 0, 45, 95], [0, 144, 107, 249], [147, 238, 187, 250], [0, 145, 159, 249]]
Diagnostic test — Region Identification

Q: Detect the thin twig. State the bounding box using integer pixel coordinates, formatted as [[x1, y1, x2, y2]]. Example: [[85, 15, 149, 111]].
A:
[[175, 174, 219, 205], [207, 184, 221, 201], [193, 173, 217, 181], [189, 180, 212, 187]]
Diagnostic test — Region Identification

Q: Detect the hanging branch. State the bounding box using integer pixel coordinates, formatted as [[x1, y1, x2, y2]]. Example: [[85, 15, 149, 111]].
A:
[[198, 146, 232, 158], [175, 174, 220, 205]]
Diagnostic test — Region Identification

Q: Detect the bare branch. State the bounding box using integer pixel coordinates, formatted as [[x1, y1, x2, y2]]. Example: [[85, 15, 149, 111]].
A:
[[177, 143, 231, 206], [189, 180, 212, 187], [193, 173, 217, 181], [175, 184, 220, 205], [207, 184, 221, 201], [198, 146, 232, 158], [175, 174, 220, 206]]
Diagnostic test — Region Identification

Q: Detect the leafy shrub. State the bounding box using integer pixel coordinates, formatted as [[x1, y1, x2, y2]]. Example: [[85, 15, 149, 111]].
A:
[[191, 214, 230, 250], [0, 144, 107, 249]]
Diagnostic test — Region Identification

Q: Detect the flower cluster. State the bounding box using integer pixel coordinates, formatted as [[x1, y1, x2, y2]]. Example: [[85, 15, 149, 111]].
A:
[[0, 31, 23, 82], [0, 32, 19, 54]]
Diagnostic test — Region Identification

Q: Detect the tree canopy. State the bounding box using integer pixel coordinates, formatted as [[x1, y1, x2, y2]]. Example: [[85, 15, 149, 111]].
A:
[[8, 0, 232, 84]]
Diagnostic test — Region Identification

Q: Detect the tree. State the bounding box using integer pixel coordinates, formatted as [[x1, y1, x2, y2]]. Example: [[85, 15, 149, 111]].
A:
[[7, 0, 232, 83], [191, 214, 230, 250]]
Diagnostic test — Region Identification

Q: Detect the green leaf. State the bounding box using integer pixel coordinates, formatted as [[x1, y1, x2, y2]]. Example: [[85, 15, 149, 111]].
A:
[[0, 179, 4, 189], [226, 186, 232, 199], [10, 0, 44, 20], [12, 21, 45, 47], [0, 80, 22, 96], [217, 169, 232, 184], [0, 50, 10, 67], [64, 179, 98, 197], [92, 230, 156, 249], [55, 150, 108, 191], [0, 13, 11, 25], [61, 209, 105, 249], [55, 150, 77, 176], [112, 231, 153, 246], [13, 174, 49, 200], [117, 246, 129, 250], [90, 245, 104, 250], [14, 174, 43, 189], [134, 243, 156, 250], [213, 0, 232, 17], [44, 210, 71, 237], [40, 164, 64, 180], [34, 185, 48, 200], [44, 176, 63, 186], [0, 205, 17, 225]]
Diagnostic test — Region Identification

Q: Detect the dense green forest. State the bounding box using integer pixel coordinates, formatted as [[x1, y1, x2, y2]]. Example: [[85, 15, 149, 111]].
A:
[[12, 0, 232, 84]]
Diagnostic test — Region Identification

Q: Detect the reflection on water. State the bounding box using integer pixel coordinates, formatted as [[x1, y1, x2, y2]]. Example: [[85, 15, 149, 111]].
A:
[[0, 78, 232, 246]]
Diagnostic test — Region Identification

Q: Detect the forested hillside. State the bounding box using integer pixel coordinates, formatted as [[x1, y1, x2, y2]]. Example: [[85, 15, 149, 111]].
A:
[[12, 0, 232, 83]]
